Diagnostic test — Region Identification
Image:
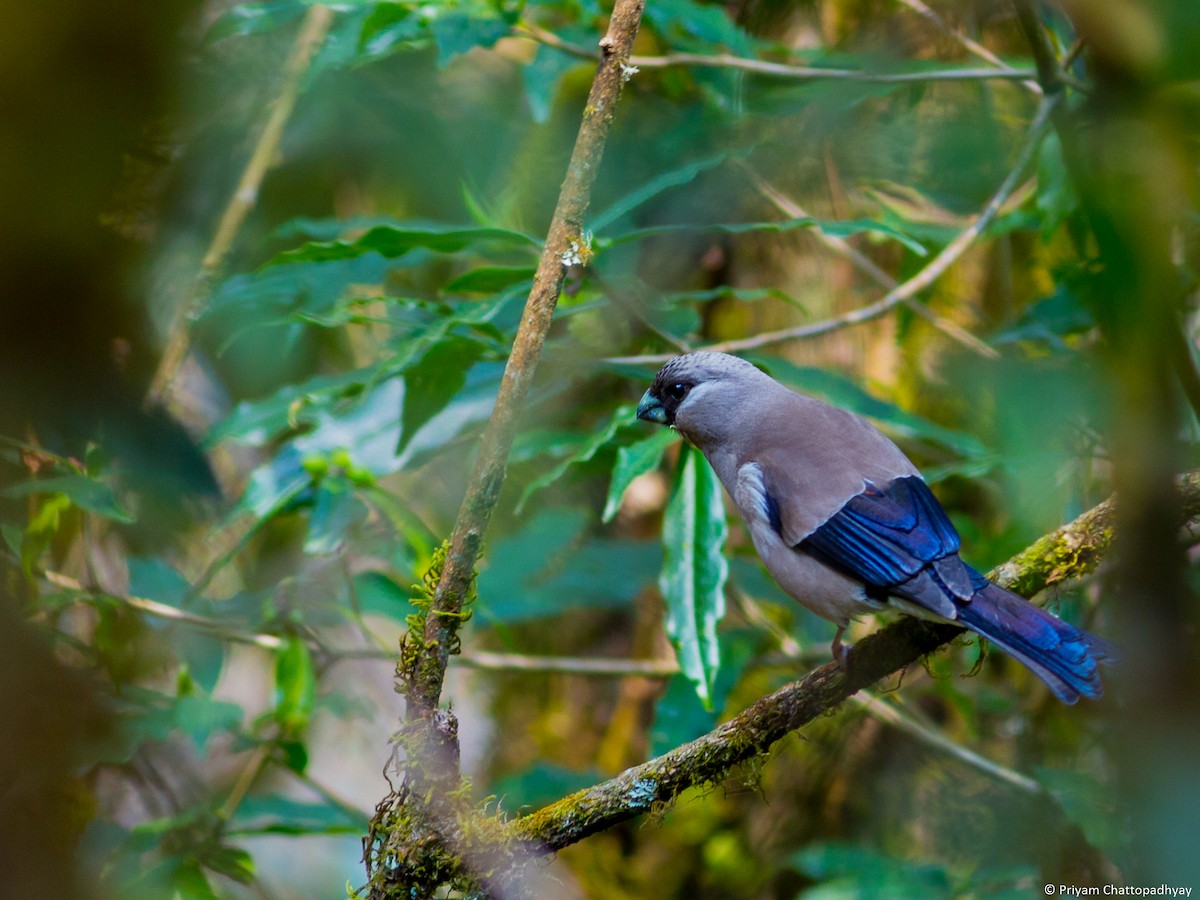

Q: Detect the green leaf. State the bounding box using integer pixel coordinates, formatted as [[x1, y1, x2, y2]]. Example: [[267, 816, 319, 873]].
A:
[[3, 473, 134, 523], [606, 216, 927, 256], [230, 794, 367, 836], [290, 377, 403, 475], [235, 447, 310, 520], [659, 443, 728, 709], [603, 429, 677, 522], [430, 10, 510, 67], [398, 336, 485, 455], [515, 404, 635, 513], [350, 570, 415, 621], [208, 368, 370, 447], [19, 493, 71, 577], [476, 508, 658, 623], [359, 1, 424, 57], [198, 844, 256, 885], [205, 0, 307, 42], [591, 151, 743, 231], [393, 361, 504, 469], [174, 693, 244, 751], [268, 223, 539, 267], [992, 284, 1094, 350], [522, 42, 586, 124], [490, 762, 605, 811], [170, 860, 220, 900], [648, 630, 757, 756], [305, 482, 367, 554], [443, 265, 536, 294], [1036, 131, 1079, 240], [1034, 766, 1120, 853], [791, 842, 953, 899], [274, 636, 317, 738], [643, 0, 756, 54]]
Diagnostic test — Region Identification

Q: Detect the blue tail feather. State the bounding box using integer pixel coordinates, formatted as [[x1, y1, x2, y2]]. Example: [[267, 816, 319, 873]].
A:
[[956, 573, 1114, 704]]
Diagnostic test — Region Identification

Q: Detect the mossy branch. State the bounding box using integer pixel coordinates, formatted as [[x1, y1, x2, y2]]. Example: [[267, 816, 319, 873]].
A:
[[510, 473, 1200, 852]]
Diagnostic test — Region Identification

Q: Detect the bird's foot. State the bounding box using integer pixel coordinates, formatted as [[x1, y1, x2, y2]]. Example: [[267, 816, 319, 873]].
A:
[[831, 627, 851, 668]]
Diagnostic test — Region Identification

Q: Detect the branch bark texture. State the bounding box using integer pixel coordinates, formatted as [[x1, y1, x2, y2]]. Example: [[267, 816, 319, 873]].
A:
[[406, 0, 647, 720], [511, 473, 1200, 852]]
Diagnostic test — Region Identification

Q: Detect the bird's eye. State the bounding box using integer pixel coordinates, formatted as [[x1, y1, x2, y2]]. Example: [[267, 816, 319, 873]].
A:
[[667, 382, 689, 401]]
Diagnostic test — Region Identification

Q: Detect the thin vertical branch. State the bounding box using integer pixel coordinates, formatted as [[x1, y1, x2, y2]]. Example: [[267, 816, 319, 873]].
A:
[[406, 0, 648, 722], [147, 5, 335, 410]]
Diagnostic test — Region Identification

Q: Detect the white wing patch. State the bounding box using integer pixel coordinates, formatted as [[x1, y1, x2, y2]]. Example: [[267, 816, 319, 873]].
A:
[[734, 462, 772, 533]]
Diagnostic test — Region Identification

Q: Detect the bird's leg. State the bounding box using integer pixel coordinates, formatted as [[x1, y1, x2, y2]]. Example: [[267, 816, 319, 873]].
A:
[[831, 626, 851, 668]]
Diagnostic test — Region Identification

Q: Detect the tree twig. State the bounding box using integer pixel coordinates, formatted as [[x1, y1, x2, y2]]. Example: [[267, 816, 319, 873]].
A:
[[146, 5, 335, 410], [519, 23, 1035, 84], [848, 693, 1042, 795], [606, 94, 1057, 366], [41, 569, 684, 676], [737, 163, 1000, 359], [896, 0, 1042, 94]]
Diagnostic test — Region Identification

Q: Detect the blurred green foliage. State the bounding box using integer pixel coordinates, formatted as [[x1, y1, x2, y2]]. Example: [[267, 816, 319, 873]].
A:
[[2, 0, 1199, 896]]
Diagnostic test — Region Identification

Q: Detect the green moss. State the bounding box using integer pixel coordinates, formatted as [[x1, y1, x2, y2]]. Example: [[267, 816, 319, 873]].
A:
[[367, 545, 522, 897], [394, 541, 476, 705]]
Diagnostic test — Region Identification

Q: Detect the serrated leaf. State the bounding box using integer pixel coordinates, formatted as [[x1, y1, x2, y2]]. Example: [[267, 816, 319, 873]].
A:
[[267, 223, 539, 267], [659, 444, 728, 709], [603, 429, 677, 522], [274, 636, 317, 738]]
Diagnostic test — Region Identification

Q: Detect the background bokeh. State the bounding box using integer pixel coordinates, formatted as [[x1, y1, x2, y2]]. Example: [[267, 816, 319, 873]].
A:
[[2, 0, 1198, 897]]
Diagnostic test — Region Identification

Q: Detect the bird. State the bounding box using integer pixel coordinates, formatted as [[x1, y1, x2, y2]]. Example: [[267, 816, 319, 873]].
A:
[[635, 351, 1113, 703]]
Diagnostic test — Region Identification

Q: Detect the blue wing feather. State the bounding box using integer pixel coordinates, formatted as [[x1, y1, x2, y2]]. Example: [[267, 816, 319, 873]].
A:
[[795, 475, 1113, 702], [801, 476, 961, 590]]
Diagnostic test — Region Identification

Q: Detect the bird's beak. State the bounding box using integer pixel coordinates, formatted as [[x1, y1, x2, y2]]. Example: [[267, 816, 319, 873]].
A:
[[636, 389, 668, 424]]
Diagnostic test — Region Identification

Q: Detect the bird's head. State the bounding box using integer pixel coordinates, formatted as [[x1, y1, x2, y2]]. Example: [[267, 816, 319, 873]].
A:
[[636, 352, 772, 444]]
